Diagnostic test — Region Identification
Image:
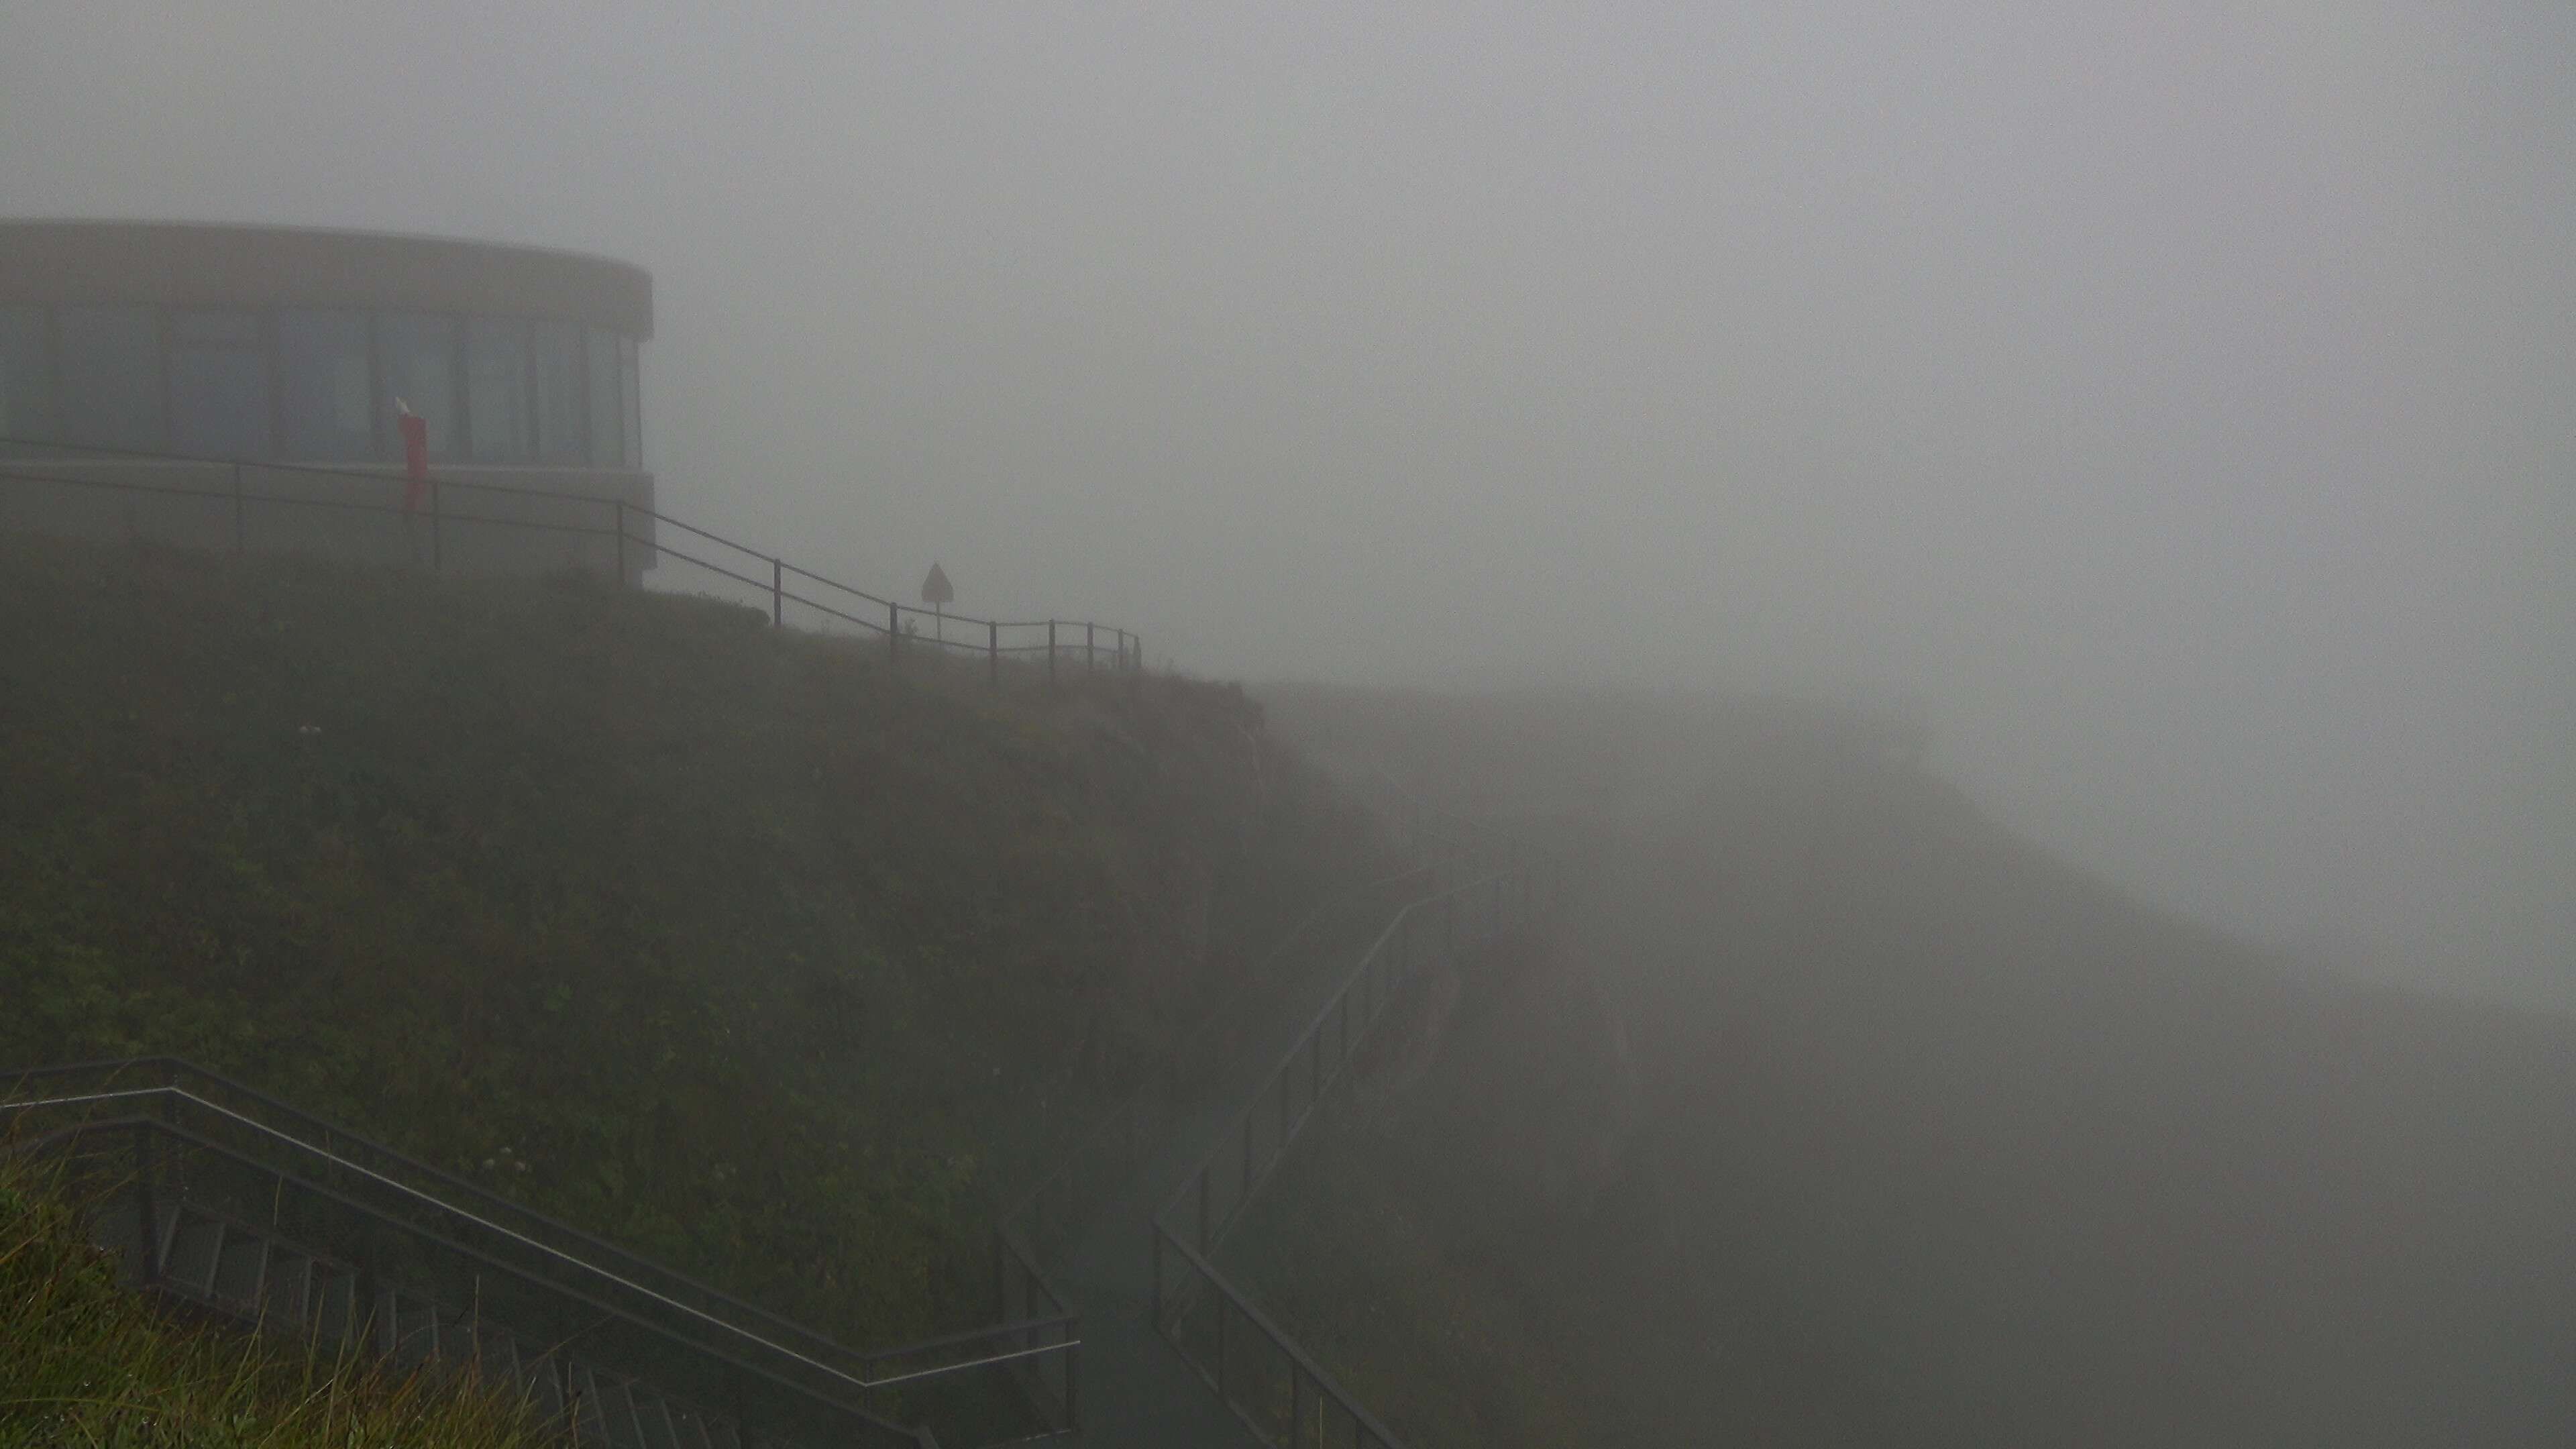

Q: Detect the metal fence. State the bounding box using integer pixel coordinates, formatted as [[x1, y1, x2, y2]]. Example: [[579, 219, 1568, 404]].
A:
[[999, 858, 1426, 1267], [1149, 818, 1554, 1449], [0, 437, 1141, 683], [0, 1060, 1079, 1447]]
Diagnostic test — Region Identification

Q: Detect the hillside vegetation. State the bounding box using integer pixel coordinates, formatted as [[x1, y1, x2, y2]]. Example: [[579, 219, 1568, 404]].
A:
[[1241, 688, 2576, 1448], [0, 533, 1371, 1346]]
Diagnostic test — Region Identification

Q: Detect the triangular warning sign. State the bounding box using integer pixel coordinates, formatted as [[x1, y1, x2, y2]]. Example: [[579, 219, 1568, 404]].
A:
[[920, 562, 954, 606]]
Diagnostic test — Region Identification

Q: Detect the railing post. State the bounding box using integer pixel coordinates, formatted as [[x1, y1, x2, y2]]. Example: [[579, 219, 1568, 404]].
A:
[[231, 462, 246, 553], [1049, 619, 1058, 685], [889, 600, 900, 665], [1068, 1328, 1082, 1431], [771, 556, 784, 627], [1085, 621, 1095, 674], [988, 620, 1000, 686], [133, 1122, 160, 1285], [612, 500, 627, 584]]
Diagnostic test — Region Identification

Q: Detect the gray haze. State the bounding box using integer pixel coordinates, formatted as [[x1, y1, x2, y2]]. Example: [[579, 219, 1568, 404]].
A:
[[3, 2, 2569, 1007]]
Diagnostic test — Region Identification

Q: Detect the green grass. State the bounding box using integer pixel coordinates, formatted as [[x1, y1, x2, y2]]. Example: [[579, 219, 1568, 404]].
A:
[[0, 1152, 555, 1449], [0, 533, 1372, 1348]]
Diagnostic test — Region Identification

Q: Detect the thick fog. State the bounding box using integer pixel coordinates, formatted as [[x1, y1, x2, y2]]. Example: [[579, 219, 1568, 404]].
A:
[[3, 2, 2568, 1008]]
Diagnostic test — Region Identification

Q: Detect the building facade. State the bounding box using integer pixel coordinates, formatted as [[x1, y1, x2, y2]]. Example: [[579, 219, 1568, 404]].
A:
[[0, 219, 655, 580]]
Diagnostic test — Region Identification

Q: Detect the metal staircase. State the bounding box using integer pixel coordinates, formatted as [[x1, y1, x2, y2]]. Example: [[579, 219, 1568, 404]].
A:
[[1, 1064, 1087, 1449], [100, 1191, 777, 1449]]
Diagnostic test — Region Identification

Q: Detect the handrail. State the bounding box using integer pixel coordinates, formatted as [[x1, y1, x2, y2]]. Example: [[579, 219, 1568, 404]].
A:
[[996, 855, 1433, 1267], [0, 1057, 945, 1370], [0, 1063, 1085, 1449], [0, 435, 1139, 663], [1156, 867, 1512, 1247], [1144, 798, 1556, 1449], [1151, 1228, 1408, 1449], [14, 1110, 932, 1447], [0, 1082, 1073, 1395]]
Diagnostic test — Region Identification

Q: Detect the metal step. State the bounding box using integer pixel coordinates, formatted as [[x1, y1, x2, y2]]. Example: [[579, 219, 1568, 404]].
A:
[[74, 1193, 827, 1449], [164, 1210, 225, 1296], [630, 1390, 682, 1449], [83, 1199, 153, 1287], [474, 1322, 525, 1387], [523, 1350, 568, 1424], [669, 1405, 718, 1449], [262, 1247, 314, 1330], [569, 1362, 614, 1447], [596, 1372, 647, 1448], [373, 1286, 402, 1360], [309, 1266, 359, 1352], [388, 1292, 440, 1371], [211, 1228, 270, 1309], [150, 1203, 181, 1280]]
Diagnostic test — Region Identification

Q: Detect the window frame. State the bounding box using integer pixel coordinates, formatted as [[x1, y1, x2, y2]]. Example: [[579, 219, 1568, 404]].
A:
[[0, 301, 641, 468], [54, 303, 168, 451], [166, 307, 276, 458], [275, 307, 380, 461], [464, 314, 535, 464], [0, 303, 55, 443]]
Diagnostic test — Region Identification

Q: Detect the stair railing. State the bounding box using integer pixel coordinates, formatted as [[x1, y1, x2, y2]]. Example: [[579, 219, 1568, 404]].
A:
[[1143, 771, 1559, 1449], [0, 1065, 1076, 1446], [7, 1098, 938, 1448]]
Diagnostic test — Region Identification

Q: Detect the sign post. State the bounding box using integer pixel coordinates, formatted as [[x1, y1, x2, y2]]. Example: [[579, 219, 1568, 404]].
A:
[[920, 562, 954, 648]]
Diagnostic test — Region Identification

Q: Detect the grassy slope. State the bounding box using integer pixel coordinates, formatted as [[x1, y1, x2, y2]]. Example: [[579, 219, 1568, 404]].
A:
[[1242, 688, 2576, 1448], [0, 535, 1370, 1346], [0, 1153, 550, 1449]]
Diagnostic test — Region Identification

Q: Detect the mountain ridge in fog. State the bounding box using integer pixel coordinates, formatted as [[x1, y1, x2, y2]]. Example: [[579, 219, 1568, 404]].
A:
[[1242, 684, 2576, 1446]]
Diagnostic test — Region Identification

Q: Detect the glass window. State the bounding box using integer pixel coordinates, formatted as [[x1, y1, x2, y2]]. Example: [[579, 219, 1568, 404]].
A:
[[0, 306, 52, 441], [278, 309, 374, 459], [619, 336, 641, 468], [376, 313, 458, 461], [466, 317, 531, 463], [57, 305, 164, 449], [168, 309, 271, 458], [169, 310, 261, 347], [532, 321, 586, 464], [586, 327, 623, 468]]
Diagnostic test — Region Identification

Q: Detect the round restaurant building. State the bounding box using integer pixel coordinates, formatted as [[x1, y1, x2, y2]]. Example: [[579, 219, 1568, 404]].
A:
[[0, 219, 655, 580]]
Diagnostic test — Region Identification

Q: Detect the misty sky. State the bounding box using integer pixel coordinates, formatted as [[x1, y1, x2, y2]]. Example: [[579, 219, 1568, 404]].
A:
[[3, 2, 2569, 1007]]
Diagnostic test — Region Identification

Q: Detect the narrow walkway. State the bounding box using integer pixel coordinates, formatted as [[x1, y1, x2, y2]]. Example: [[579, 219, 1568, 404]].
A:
[[1049, 898, 1397, 1446]]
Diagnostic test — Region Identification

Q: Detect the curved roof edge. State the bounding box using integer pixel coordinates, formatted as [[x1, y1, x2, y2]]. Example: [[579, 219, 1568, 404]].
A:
[[0, 218, 653, 338]]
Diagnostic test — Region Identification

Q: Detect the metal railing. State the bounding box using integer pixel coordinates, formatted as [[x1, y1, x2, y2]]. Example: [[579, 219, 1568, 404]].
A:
[[1148, 798, 1556, 1449], [11, 1106, 936, 1448], [0, 437, 1141, 682], [0, 1061, 1079, 1446], [1000, 857, 1427, 1266]]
